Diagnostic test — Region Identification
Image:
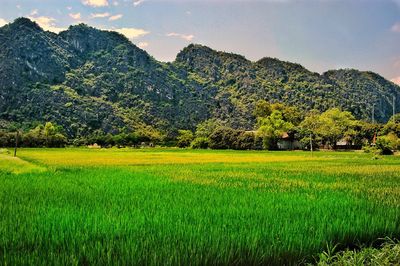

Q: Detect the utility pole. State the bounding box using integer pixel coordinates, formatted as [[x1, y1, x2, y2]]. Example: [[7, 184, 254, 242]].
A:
[[393, 96, 396, 123], [310, 93, 314, 157], [14, 131, 19, 157], [372, 104, 375, 124]]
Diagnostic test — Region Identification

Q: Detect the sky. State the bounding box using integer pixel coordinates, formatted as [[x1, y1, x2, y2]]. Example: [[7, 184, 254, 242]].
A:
[[1, 0, 400, 84]]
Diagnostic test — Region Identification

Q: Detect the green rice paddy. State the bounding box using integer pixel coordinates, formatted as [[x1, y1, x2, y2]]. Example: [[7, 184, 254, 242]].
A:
[[0, 148, 399, 265]]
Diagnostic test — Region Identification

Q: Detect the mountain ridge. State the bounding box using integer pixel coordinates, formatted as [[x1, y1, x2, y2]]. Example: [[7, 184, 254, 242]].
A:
[[1, 17, 399, 137]]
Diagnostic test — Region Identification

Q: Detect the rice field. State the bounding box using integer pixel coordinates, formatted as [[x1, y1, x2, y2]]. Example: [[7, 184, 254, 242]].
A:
[[0, 148, 400, 265]]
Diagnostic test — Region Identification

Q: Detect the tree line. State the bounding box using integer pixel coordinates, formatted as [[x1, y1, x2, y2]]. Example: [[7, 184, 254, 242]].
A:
[[179, 101, 399, 154], [1, 101, 399, 154]]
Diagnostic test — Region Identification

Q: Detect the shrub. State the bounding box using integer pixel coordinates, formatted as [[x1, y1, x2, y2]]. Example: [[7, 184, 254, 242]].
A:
[[315, 238, 400, 265], [177, 130, 194, 148], [209, 127, 240, 149], [191, 137, 209, 149], [376, 136, 394, 155], [386, 132, 400, 150], [0, 132, 16, 147], [299, 136, 321, 151], [362, 145, 378, 154], [19, 123, 67, 148], [235, 131, 256, 150]]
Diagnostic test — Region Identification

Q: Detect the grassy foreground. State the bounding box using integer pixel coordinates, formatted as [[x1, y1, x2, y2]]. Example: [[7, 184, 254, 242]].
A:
[[0, 148, 399, 265], [316, 238, 400, 265]]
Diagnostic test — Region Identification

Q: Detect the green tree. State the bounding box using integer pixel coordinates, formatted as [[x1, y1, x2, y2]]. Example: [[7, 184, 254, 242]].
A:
[[257, 110, 294, 150], [190, 137, 209, 149], [253, 100, 272, 118], [44, 122, 56, 146], [354, 121, 381, 147], [376, 135, 395, 155], [270, 103, 303, 125], [195, 119, 220, 138], [299, 109, 322, 150], [235, 131, 256, 150], [137, 126, 165, 144], [177, 130, 194, 148], [21, 122, 67, 147], [316, 108, 357, 148], [382, 113, 400, 137], [208, 127, 240, 149]]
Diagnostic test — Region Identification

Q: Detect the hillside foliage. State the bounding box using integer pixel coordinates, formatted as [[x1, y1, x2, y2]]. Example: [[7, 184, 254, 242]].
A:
[[1, 18, 400, 141]]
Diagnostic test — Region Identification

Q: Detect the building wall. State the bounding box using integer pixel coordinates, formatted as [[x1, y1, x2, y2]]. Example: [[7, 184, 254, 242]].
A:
[[277, 140, 302, 150]]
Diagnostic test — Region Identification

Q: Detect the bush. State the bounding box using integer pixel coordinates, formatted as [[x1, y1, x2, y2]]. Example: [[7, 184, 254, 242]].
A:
[[19, 123, 67, 148], [0, 132, 16, 147], [72, 137, 87, 147], [47, 133, 68, 148], [386, 132, 400, 150], [207, 128, 262, 150], [235, 131, 256, 150], [191, 137, 209, 149], [376, 136, 394, 155], [177, 130, 194, 148], [316, 238, 400, 265], [209, 127, 240, 149], [362, 145, 378, 154]]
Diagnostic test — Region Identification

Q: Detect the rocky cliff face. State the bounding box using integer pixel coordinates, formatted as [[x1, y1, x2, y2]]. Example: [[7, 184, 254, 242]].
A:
[[175, 44, 400, 127], [1, 18, 399, 136]]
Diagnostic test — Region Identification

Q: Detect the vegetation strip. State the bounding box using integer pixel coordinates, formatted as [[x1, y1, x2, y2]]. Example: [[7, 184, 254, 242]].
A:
[[0, 149, 399, 265]]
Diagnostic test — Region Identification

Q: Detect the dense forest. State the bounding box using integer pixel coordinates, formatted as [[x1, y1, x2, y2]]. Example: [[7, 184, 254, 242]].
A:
[[0, 18, 400, 150]]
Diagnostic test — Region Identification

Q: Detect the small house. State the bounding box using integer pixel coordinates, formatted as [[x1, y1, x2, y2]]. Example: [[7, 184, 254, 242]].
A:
[[277, 132, 302, 150]]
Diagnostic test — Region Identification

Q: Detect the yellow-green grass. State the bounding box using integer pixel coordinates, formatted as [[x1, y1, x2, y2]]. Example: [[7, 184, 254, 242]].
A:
[[0, 154, 45, 174], [0, 148, 399, 265], [16, 148, 329, 166]]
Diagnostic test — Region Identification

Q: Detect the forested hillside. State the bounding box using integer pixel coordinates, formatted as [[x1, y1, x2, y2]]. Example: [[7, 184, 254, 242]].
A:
[[1, 18, 399, 137]]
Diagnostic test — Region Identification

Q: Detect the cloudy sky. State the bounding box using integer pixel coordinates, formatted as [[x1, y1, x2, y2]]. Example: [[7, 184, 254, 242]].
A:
[[1, 0, 400, 83]]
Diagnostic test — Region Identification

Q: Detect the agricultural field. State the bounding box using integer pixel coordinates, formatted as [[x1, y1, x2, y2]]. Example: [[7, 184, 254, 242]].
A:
[[0, 148, 400, 265]]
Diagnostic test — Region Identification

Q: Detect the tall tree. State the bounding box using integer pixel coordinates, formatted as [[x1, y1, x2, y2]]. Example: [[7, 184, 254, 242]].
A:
[[257, 110, 294, 150], [316, 108, 357, 148]]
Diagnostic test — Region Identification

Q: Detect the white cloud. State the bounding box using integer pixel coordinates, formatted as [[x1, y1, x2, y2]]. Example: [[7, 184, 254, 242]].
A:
[[90, 13, 123, 21], [30, 9, 38, 16], [137, 41, 149, 48], [391, 22, 400, 33], [0, 18, 8, 27], [166, 32, 194, 41], [16, 5, 21, 9], [109, 14, 123, 21], [391, 76, 400, 85], [113, 1, 119, 6], [115, 27, 149, 39], [90, 12, 110, 18], [66, 6, 72, 10], [186, 11, 192, 16], [28, 16, 66, 33], [82, 0, 109, 7], [69, 13, 81, 20], [133, 0, 145, 7]]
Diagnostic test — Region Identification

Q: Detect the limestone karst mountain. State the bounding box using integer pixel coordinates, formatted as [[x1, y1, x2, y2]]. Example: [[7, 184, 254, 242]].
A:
[[1, 18, 399, 136]]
